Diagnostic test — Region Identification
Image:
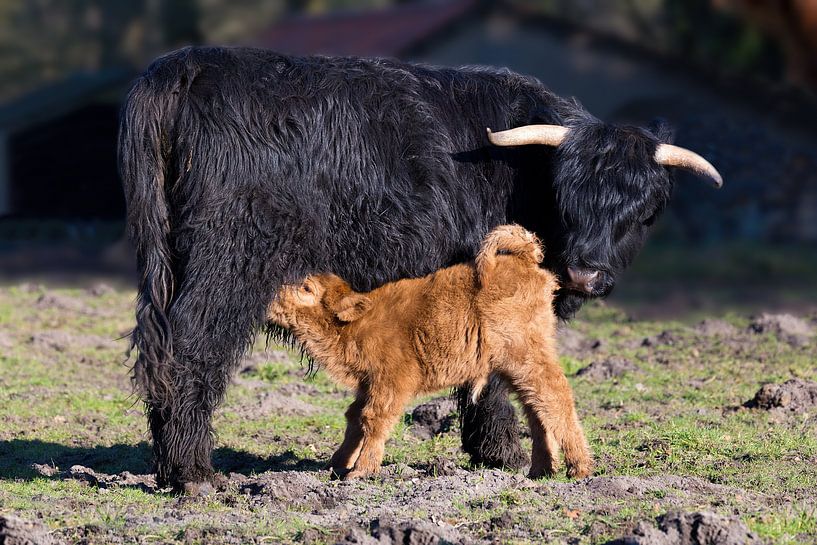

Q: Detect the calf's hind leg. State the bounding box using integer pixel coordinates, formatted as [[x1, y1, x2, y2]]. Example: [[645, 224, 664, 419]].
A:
[[506, 360, 593, 479], [521, 404, 560, 478]]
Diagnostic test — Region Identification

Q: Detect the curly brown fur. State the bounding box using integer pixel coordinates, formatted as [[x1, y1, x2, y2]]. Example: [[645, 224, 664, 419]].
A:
[[267, 225, 593, 480]]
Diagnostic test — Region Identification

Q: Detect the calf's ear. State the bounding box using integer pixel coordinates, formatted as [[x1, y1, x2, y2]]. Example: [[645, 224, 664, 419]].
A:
[[334, 294, 373, 322]]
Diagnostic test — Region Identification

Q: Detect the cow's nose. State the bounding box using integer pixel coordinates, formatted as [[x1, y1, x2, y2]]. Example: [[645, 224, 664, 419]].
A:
[[566, 267, 600, 294]]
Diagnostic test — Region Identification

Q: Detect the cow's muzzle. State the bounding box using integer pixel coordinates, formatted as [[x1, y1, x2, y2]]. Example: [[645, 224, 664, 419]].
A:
[[566, 267, 613, 297]]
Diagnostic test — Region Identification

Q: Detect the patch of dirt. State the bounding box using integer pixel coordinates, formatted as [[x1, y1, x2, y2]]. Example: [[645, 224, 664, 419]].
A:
[[15, 283, 46, 294], [0, 331, 14, 350], [576, 357, 639, 381], [234, 390, 320, 419], [237, 349, 296, 374], [85, 283, 115, 297], [238, 471, 342, 511], [558, 325, 606, 359], [337, 518, 472, 545], [409, 397, 456, 440], [746, 378, 817, 413], [27, 330, 118, 353], [642, 329, 687, 347], [275, 381, 324, 397], [542, 475, 765, 509], [31, 462, 60, 477], [694, 319, 740, 338], [227, 468, 764, 544], [32, 464, 158, 493], [748, 313, 815, 346], [413, 457, 460, 477], [29, 459, 773, 545], [608, 510, 759, 545], [0, 514, 60, 545], [34, 292, 97, 315]]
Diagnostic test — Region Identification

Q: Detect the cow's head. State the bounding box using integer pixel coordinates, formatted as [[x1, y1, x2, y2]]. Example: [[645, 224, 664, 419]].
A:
[[488, 120, 722, 318]]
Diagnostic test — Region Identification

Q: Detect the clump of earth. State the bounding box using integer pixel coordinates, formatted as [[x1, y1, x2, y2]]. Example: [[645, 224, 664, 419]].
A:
[[336, 518, 471, 545], [610, 510, 759, 545], [694, 319, 740, 338], [748, 313, 814, 346], [746, 378, 817, 413], [558, 325, 605, 359], [409, 397, 457, 439], [576, 357, 639, 381], [0, 514, 60, 545]]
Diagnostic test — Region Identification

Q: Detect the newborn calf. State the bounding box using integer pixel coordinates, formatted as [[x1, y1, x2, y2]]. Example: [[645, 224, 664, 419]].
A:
[[267, 225, 592, 480]]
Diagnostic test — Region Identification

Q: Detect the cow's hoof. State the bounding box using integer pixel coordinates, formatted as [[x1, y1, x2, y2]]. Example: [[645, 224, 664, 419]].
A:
[[182, 480, 215, 496]]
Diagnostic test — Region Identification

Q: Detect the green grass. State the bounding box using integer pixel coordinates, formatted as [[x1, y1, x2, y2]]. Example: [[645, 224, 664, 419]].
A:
[[1, 285, 816, 543]]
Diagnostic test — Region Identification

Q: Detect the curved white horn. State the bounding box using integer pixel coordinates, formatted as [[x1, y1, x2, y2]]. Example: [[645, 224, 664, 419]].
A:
[[486, 125, 569, 147], [655, 144, 723, 188]]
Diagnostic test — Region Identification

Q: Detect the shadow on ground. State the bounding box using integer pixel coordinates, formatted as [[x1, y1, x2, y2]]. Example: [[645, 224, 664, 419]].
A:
[[0, 439, 323, 480]]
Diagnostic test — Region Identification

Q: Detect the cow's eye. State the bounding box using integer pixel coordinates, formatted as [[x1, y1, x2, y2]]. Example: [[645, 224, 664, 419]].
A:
[[302, 284, 312, 294], [642, 211, 657, 226]]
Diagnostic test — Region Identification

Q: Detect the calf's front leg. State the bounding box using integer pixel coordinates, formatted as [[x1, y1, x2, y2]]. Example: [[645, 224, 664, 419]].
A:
[[344, 383, 411, 481], [328, 391, 366, 475]]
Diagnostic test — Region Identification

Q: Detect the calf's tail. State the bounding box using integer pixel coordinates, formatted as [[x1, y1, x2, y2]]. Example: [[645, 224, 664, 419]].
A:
[[475, 224, 544, 284]]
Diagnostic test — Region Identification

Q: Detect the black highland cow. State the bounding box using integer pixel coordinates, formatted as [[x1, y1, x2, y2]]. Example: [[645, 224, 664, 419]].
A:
[[119, 46, 721, 492]]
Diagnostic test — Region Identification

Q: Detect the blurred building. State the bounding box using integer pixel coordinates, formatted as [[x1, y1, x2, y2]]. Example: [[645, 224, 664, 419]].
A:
[[0, 69, 133, 218], [1, 0, 815, 243]]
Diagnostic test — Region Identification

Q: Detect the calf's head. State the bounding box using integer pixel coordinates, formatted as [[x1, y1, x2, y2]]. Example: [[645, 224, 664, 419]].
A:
[[488, 120, 722, 317], [267, 273, 373, 331]]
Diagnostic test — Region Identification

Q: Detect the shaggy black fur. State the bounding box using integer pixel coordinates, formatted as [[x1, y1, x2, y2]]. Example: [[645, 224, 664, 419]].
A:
[[119, 46, 682, 489]]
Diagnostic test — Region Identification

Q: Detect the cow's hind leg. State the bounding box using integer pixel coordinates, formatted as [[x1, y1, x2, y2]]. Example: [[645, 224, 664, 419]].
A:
[[145, 196, 305, 493], [150, 273, 265, 493], [458, 375, 528, 470]]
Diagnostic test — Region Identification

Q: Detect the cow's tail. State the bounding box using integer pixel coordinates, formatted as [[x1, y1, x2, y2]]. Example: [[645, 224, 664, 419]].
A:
[[118, 56, 192, 407], [475, 224, 544, 284]]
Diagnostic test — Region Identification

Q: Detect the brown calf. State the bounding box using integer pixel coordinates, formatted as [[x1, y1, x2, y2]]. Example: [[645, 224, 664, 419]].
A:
[[267, 225, 592, 480]]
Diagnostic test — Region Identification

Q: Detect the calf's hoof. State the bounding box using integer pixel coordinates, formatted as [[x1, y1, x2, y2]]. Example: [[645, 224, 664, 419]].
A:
[[328, 467, 350, 480], [527, 467, 555, 480], [566, 461, 594, 479], [342, 467, 378, 481]]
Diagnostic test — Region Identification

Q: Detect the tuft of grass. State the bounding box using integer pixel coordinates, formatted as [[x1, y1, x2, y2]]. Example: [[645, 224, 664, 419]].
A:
[[748, 506, 817, 545]]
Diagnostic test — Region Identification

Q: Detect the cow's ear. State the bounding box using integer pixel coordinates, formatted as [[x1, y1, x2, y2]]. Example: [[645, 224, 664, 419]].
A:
[[648, 117, 675, 144], [334, 294, 373, 322]]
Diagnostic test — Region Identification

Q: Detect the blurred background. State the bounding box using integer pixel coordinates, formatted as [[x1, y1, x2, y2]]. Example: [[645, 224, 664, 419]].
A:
[[0, 0, 815, 318]]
